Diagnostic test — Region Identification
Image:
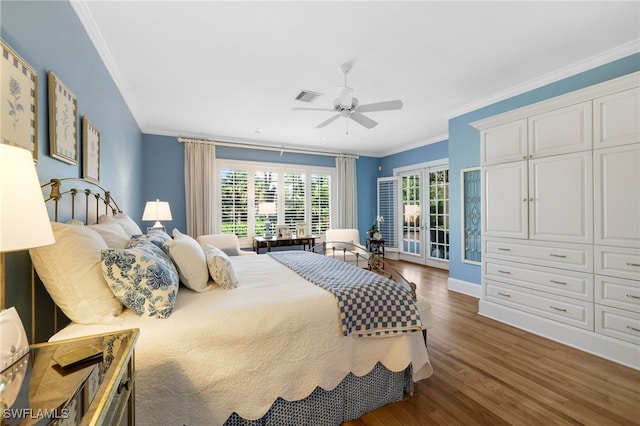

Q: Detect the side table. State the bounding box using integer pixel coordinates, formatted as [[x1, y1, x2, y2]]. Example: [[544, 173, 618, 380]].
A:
[[1, 328, 139, 426], [366, 238, 385, 268]]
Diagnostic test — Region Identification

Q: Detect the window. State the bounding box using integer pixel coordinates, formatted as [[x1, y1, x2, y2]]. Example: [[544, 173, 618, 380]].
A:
[[284, 172, 305, 225], [462, 167, 481, 264], [217, 160, 334, 241], [310, 174, 331, 235], [220, 169, 249, 236], [254, 170, 278, 237]]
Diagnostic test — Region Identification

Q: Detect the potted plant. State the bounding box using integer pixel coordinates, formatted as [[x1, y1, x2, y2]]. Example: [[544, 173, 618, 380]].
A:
[[367, 222, 378, 238]]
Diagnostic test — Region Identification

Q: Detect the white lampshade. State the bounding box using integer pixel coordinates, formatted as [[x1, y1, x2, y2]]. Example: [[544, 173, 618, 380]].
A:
[[258, 202, 276, 215], [0, 145, 55, 251], [142, 199, 172, 229]]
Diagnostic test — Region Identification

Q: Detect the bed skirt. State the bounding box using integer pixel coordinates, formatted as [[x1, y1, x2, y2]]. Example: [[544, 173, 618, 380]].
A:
[[224, 362, 411, 426]]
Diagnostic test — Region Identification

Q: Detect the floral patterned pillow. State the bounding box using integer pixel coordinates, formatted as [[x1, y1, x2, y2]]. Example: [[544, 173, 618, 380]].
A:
[[101, 239, 179, 318], [130, 229, 172, 253]]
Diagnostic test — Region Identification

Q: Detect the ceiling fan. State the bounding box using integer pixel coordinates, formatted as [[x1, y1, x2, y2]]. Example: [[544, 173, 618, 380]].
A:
[[293, 63, 403, 130]]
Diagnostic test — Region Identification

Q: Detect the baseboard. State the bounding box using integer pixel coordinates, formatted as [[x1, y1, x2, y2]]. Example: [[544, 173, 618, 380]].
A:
[[447, 278, 481, 298], [479, 299, 640, 370]]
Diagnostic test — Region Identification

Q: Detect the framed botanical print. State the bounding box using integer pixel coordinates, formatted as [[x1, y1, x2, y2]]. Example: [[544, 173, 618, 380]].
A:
[[48, 71, 78, 164], [82, 116, 100, 183], [1, 39, 38, 161]]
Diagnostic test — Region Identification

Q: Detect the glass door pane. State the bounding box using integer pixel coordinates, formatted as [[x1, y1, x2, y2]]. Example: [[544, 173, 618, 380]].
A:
[[428, 169, 449, 260], [401, 172, 421, 256]]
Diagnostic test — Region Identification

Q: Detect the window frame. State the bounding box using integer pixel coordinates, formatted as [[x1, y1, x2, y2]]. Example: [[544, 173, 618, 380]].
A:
[[215, 159, 336, 247]]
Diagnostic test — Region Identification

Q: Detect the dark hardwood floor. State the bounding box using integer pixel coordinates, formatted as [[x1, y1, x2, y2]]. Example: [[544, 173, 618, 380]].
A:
[[344, 260, 640, 426]]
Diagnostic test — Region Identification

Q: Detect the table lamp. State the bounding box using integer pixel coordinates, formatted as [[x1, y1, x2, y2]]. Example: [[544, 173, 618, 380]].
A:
[[142, 199, 172, 231], [0, 144, 55, 310], [1, 144, 55, 396], [258, 202, 276, 237]]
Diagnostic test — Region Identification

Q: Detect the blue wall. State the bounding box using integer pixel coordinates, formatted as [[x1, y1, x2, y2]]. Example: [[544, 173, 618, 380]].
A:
[[1, 1, 143, 215], [447, 53, 640, 287], [380, 140, 448, 177]]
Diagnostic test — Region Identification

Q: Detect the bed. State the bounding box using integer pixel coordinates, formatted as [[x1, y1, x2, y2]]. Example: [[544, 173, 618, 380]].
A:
[[18, 178, 433, 425]]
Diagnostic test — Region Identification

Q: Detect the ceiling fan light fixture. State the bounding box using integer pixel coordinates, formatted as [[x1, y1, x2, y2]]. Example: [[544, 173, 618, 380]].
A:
[[336, 86, 353, 108]]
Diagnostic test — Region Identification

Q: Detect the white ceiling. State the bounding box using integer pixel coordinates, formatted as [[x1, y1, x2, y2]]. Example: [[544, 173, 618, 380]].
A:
[[71, 1, 640, 157]]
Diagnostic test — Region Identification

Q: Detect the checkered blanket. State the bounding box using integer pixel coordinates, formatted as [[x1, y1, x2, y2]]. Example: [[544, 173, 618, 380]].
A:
[[268, 251, 422, 337]]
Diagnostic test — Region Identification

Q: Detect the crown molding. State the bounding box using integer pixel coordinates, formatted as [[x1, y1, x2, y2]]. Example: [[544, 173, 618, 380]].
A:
[[70, 1, 140, 124], [445, 40, 640, 120], [376, 133, 449, 158]]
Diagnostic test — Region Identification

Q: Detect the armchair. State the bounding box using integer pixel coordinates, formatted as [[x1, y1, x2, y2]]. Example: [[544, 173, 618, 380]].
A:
[[196, 233, 256, 256]]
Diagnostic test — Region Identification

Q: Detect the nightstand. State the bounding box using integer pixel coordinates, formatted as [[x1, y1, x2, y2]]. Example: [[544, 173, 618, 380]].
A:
[[1, 328, 139, 426]]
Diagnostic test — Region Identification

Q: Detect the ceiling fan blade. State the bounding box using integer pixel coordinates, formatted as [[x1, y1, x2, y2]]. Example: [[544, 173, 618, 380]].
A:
[[349, 112, 378, 129], [356, 100, 403, 113], [291, 107, 335, 111], [316, 114, 341, 128]]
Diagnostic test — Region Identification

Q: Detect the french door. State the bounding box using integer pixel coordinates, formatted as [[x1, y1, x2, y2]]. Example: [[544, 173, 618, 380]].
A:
[[394, 162, 449, 269]]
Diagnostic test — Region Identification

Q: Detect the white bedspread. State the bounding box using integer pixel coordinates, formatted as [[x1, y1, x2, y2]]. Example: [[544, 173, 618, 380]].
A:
[[51, 254, 433, 425]]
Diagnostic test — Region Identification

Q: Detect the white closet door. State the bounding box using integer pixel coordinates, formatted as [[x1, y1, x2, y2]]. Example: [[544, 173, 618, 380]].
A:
[[594, 143, 640, 248], [594, 87, 640, 149], [529, 151, 593, 244], [528, 101, 592, 158], [482, 161, 528, 239], [481, 119, 527, 165]]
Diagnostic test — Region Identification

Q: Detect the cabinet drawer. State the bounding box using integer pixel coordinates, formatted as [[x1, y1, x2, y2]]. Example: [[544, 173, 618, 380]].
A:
[[595, 246, 640, 280], [484, 280, 594, 330], [595, 275, 640, 313], [484, 238, 593, 273], [101, 354, 134, 425], [484, 260, 593, 301], [595, 304, 640, 345]]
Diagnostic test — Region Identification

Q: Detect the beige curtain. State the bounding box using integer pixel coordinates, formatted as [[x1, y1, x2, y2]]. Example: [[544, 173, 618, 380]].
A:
[[184, 141, 216, 237], [335, 155, 357, 228]]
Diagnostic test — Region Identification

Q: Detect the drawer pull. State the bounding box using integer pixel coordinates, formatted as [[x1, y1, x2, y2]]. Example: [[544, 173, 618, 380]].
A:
[[549, 253, 567, 258], [626, 294, 640, 300], [549, 305, 567, 313], [626, 262, 640, 267], [497, 248, 511, 252], [498, 270, 511, 275], [497, 292, 511, 298], [549, 280, 567, 285], [627, 325, 640, 333], [118, 377, 131, 394]]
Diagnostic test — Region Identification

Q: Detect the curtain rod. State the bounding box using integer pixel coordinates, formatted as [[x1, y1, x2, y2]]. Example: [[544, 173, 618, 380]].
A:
[[177, 137, 359, 159]]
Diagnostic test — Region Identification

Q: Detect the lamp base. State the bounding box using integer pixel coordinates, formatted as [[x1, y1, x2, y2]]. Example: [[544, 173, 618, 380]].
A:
[[264, 220, 272, 237], [148, 222, 166, 232]]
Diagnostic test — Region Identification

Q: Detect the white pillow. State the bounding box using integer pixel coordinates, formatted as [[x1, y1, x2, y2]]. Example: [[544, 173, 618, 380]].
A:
[[29, 222, 123, 324], [164, 232, 212, 292], [98, 213, 143, 237], [203, 244, 238, 290], [88, 223, 130, 248]]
